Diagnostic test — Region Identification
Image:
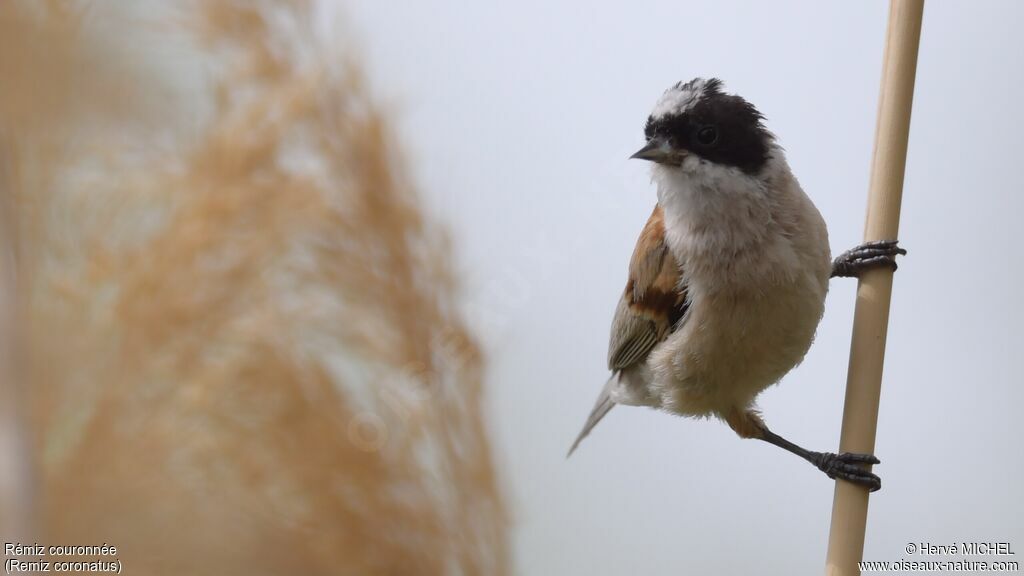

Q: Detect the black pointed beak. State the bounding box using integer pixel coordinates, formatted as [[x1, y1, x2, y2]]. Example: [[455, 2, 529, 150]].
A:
[[629, 137, 682, 164]]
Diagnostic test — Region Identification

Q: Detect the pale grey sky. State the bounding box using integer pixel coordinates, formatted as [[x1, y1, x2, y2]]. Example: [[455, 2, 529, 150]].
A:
[[344, 1, 1024, 573]]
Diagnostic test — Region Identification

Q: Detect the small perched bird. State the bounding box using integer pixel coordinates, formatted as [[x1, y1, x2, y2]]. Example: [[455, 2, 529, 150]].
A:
[[568, 78, 904, 491]]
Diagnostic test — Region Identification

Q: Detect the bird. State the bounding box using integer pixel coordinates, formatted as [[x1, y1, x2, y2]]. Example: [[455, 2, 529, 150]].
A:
[[567, 78, 905, 491]]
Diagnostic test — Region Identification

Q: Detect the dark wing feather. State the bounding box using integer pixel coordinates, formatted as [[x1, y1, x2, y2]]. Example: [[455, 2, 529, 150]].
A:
[[607, 205, 688, 371]]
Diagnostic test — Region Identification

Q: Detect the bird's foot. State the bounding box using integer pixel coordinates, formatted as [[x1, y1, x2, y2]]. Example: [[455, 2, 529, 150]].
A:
[[813, 451, 881, 492], [831, 240, 906, 278]]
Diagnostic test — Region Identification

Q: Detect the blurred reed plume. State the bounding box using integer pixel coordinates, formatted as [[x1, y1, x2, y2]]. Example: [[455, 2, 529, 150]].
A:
[[0, 1, 509, 574]]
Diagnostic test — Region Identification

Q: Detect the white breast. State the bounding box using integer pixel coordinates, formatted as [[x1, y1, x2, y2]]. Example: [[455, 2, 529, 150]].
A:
[[645, 150, 831, 417]]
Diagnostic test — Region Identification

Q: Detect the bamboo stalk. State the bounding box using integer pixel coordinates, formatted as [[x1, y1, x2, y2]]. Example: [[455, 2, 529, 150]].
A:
[[825, 1, 924, 574]]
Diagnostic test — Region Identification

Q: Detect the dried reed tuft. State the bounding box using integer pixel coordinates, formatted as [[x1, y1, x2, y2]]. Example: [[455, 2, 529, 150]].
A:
[[0, 1, 508, 573]]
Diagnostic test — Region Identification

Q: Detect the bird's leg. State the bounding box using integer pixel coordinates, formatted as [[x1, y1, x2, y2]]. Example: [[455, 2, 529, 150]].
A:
[[725, 409, 881, 492], [758, 427, 882, 492], [831, 240, 907, 278]]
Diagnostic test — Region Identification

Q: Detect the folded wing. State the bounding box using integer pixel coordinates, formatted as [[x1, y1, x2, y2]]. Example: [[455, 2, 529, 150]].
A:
[[608, 205, 688, 371], [568, 205, 688, 456]]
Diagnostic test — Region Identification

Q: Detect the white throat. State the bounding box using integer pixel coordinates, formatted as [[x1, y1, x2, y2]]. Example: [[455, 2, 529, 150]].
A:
[[654, 156, 772, 252], [651, 147, 806, 289]]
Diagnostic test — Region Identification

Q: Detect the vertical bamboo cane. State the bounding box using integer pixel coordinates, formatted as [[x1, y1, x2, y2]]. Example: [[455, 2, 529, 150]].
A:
[[825, 1, 923, 574]]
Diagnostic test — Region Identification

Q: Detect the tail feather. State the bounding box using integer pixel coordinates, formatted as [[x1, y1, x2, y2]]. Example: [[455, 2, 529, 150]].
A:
[[566, 375, 617, 458]]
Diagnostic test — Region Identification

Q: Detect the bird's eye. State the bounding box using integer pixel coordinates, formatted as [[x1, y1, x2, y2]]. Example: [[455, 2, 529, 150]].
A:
[[695, 126, 718, 146]]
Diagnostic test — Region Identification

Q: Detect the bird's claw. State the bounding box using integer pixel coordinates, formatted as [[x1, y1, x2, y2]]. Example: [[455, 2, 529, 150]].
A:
[[815, 451, 881, 492], [831, 240, 907, 278]]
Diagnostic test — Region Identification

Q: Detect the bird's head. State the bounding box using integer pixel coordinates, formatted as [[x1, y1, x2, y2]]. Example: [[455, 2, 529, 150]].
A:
[[632, 78, 774, 176]]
